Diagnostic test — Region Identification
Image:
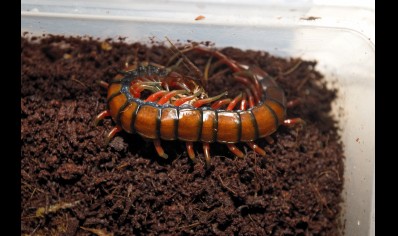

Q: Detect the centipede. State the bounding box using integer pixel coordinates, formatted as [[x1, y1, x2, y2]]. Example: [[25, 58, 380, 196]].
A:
[[94, 40, 304, 164]]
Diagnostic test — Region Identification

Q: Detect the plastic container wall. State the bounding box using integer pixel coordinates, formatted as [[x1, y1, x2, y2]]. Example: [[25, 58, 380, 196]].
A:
[[21, 1, 375, 235]]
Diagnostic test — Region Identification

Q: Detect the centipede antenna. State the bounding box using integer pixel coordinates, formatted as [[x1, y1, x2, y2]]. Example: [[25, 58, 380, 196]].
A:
[[166, 48, 192, 67], [165, 58, 184, 74], [202, 56, 213, 90], [165, 36, 203, 79], [165, 37, 190, 69]]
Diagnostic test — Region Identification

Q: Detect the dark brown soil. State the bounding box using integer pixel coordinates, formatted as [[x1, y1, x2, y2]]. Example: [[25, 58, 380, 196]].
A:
[[21, 35, 344, 236]]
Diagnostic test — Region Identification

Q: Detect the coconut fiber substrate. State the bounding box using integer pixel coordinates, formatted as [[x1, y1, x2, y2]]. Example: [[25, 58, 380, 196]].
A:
[[21, 36, 345, 236]]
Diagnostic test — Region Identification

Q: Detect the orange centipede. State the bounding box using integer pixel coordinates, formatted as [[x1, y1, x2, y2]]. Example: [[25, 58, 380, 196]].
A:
[[94, 43, 303, 164]]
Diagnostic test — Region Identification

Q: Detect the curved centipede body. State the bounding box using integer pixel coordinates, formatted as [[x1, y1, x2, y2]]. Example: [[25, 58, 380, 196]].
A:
[[95, 45, 303, 164]]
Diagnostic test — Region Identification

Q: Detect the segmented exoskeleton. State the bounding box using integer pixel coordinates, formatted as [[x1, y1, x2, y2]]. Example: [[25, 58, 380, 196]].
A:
[[94, 43, 303, 164]]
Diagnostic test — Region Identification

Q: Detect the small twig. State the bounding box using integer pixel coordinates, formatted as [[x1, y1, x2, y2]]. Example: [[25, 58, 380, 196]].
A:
[[296, 76, 311, 91], [29, 220, 42, 236], [310, 183, 333, 215], [80, 226, 114, 236], [317, 169, 341, 182], [217, 175, 237, 195], [177, 221, 201, 230], [248, 214, 259, 226], [70, 75, 88, 88], [282, 60, 302, 76], [21, 181, 45, 194]]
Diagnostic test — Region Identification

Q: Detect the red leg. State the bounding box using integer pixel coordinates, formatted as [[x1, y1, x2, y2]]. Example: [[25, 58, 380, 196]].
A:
[[203, 143, 211, 166], [192, 91, 228, 108], [226, 93, 243, 110], [211, 98, 232, 109], [94, 110, 111, 126], [157, 90, 187, 105], [245, 89, 255, 108], [145, 90, 168, 102], [233, 75, 261, 103], [172, 89, 202, 106], [234, 69, 263, 100], [227, 144, 245, 158], [283, 118, 306, 127], [265, 136, 275, 144], [105, 125, 122, 145], [154, 139, 168, 159], [286, 98, 301, 108], [97, 80, 109, 89], [130, 81, 145, 97], [240, 92, 248, 110], [246, 141, 266, 156], [186, 141, 196, 162], [173, 95, 197, 106]]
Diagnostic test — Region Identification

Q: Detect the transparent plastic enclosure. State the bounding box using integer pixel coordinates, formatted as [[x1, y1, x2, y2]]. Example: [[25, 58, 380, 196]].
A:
[[21, 1, 375, 235]]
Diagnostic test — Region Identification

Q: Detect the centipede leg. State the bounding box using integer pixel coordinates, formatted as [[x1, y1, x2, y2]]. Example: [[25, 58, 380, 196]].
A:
[[211, 98, 232, 109], [97, 80, 109, 89], [145, 90, 168, 102], [94, 110, 111, 126], [154, 139, 168, 159], [158, 90, 188, 105], [226, 93, 243, 110], [186, 142, 196, 162], [265, 136, 275, 144], [286, 98, 301, 108], [240, 92, 248, 110], [283, 118, 306, 127], [227, 144, 245, 158], [173, 94, 197, 106], [203, 143, 211, 166], [245, 89, 255, 108], [192, 91, 228, 108], [233, 75, 261, 103], [105, 125, 122, 145], [246, 141, 266, 156]]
